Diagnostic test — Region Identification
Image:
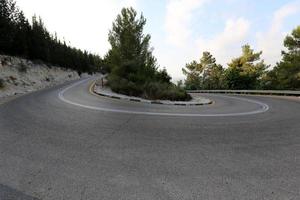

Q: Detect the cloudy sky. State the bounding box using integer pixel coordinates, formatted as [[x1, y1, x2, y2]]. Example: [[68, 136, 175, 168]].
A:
[[16, 0, 300, 80]]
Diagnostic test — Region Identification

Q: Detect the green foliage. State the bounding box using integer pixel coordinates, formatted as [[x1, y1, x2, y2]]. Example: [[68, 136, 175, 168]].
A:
[[155, 68, 172, 83], [182, 30, 300, 91], [143, 82, 191, 101], [106, 8, 157, 82], [182, 60, 202, 90], [201, 52, 225, 89], [0, 0, 103, 73], [0, 0, 16, 53], [106, 8, 190, 101], [182, 52, 225, 90], [225, 45, 268, 89], [108, 74, 191, 101], [203, 64, 225, 89], [108, 74, 143, 97], [263, 26, 300, 90]]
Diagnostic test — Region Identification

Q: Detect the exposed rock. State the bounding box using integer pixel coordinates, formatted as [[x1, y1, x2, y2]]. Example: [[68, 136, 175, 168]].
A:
[[0, 55, 80, 98]]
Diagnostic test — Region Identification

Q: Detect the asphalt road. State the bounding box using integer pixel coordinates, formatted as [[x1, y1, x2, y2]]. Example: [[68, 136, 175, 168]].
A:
[[0, 78, 299, 200]]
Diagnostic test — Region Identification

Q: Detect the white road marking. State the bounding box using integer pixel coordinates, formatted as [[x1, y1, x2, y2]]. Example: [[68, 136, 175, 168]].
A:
[[58, 79, 269, 117]]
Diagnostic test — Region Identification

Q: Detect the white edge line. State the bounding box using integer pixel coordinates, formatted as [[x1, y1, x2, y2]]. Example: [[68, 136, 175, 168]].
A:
[[58, 78, 270, 117]]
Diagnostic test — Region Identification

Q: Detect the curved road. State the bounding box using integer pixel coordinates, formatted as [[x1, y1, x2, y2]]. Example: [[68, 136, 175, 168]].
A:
[[0, 78, 299, 200]]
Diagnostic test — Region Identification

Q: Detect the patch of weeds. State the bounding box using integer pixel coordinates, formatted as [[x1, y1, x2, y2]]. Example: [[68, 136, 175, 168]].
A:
[[18, 62, 28, 73], [1, 57, 11, 66], [0, 78, 5, 89]]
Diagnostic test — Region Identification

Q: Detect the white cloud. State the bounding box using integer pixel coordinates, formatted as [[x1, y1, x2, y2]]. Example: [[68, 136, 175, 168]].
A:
[[164, 0, 208, 47], [256, 0, 300, 66], [160, 0, 211, 81], [14, 0, 300, 81], [16, 0, 138, 56], [196, 18, 250, 65], [162, 0, 251, 79]]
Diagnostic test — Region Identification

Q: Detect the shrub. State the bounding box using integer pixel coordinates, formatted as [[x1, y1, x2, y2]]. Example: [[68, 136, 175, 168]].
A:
[[143, 82, 192, 101], [108, 75, 143, 97], [108, 75, 191, 101], [18, 63, 28, 73], [0, 78, 5, 89]]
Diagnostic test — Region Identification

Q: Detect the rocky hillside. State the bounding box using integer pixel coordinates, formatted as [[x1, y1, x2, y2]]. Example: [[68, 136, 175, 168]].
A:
[[0, 55, 80, 98]]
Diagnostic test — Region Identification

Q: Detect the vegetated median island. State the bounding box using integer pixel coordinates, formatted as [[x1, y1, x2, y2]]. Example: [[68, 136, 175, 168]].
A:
[[104, 8, 191, 101]]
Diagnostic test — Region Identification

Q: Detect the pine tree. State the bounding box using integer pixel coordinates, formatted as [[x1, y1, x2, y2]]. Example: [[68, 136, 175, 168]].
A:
[[225, 45, 268, 89], [200, 52, 224, 89], [105, 8, 190, 100], [0, 0, 16, 53], [265, 26, 300, 90], [182, 52, 224, 90], [11, 11, 31, 56], [182, 60, 203, 90], [106, 7, 158, 83]]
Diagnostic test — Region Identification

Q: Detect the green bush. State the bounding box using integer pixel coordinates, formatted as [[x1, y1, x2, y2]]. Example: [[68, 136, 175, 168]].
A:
[[108, 75, 191, 101], [145, 82, 192, 101], [0, 78, 5, 89], [108, 75, 143, 96]]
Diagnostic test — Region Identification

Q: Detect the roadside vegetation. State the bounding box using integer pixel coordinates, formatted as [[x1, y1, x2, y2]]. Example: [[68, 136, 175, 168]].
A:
[[0, 0, 103, 74], [263, 26, 300, 90], [1, 1, 190, 101], [182, 26, 300, 91], [0, 78, 5, 89], [104, 8, 191, 101], [1, 0, 299, 100]]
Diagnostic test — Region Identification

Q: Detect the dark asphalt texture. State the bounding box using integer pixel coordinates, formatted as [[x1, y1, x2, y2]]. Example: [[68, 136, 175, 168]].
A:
[[0, 78, 299, 200]]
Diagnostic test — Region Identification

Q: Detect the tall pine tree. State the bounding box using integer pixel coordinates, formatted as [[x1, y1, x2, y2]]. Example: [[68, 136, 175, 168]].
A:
[[264, 26, 300, 90]]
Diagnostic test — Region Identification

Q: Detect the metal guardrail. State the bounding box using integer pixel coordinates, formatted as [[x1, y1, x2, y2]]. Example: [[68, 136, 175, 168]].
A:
[[187, 90, 300, 96]]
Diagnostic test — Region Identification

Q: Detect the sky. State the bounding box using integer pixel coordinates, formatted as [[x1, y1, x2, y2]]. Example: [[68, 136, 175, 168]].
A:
[[16, 0, 300, 81]]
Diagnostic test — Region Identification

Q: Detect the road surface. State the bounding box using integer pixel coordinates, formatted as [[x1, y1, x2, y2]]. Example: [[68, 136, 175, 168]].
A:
[[0, 78, 299, 200]]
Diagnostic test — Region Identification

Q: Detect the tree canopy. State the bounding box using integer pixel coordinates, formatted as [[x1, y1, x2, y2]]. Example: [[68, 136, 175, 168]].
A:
[[105, 8, 190, 100], [225, 45, 268, 89], [182, 27, 300, 91], [263, 26, 300, 90], [0, 0, 103, 73], [182, 52, 224, 90]]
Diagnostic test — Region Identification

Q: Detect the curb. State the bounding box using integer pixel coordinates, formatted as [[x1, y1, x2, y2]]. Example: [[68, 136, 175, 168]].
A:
[[90, 82, 213, 106]]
